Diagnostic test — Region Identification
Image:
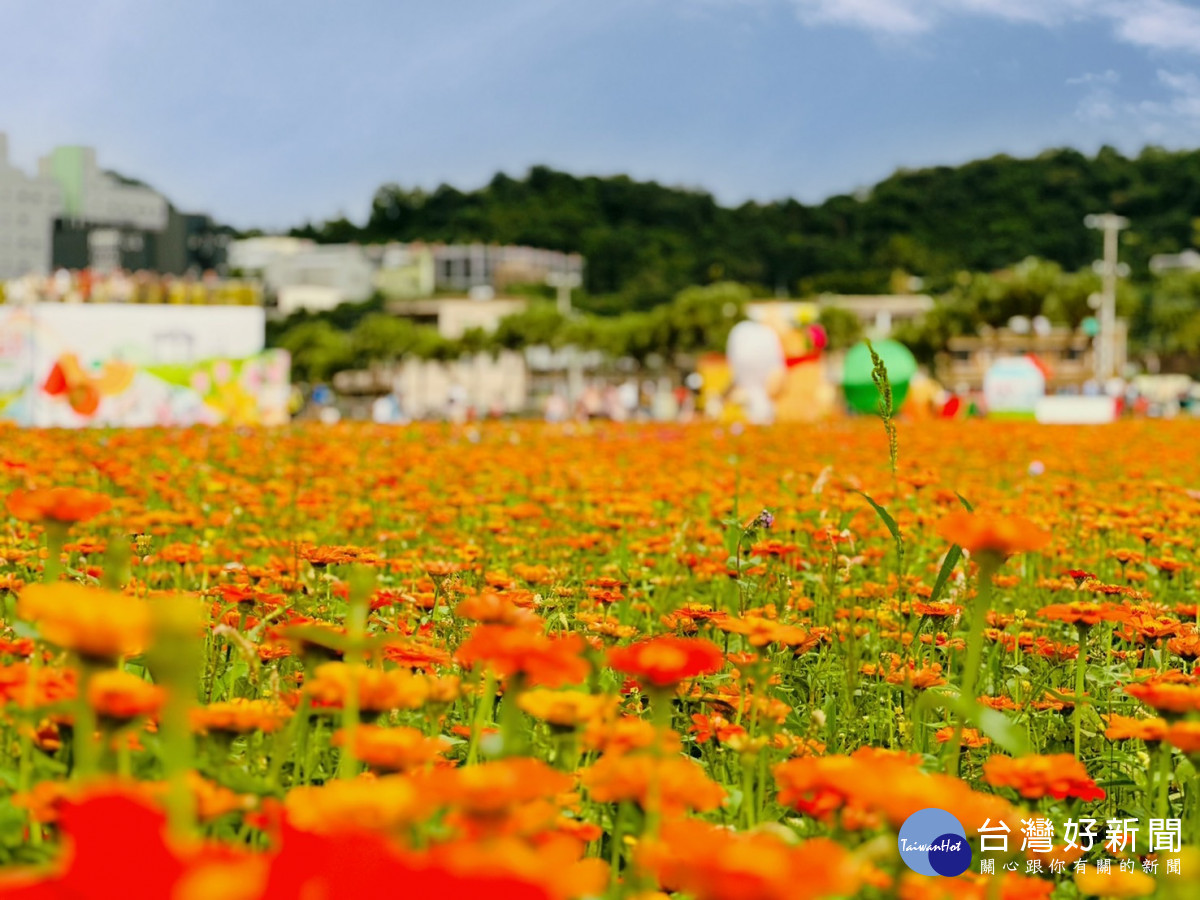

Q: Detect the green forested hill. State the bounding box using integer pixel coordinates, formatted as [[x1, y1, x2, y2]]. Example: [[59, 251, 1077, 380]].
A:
[[289, 146, 1200, 311]]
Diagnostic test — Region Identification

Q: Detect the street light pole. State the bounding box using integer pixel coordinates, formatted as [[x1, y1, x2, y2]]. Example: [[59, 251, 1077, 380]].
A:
[[1084, 212, 1129, 381], [546, 270, 581, 316], [545, 270, 584, 410]]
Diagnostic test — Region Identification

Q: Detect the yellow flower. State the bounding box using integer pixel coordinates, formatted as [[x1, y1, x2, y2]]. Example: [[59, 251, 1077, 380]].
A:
[[518, 689, 618, 728], [1075, 867, 1156, 898], [18, 583, 150, 661], [303, 662, 429, 713], [284, 775, 433, 833]]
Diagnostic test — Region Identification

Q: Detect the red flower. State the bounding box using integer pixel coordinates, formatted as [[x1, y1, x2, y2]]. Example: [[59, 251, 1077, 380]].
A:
[[607, 636, 724, 688]]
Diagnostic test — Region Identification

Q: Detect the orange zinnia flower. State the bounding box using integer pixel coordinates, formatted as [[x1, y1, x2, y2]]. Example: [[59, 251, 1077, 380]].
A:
[[1125, 681, 1200, 715], [430, 758, 572, 817], [0, 663, 76, 708], [1167, 632, 1200, 660], [607, 636, 724, 688], [1038, 601, 1129, 627], [935, 726, 990, 748], [18, 583, 150, 661], [1103, 714, 1167, 743], [1164, 722, 1200, 754], [284, 775, 435, 833], [982, 754, 1105, 802], [87, 670, 164, 721], [190, 699, 292, 735], [6, 487, 111, 525], [582, 716, 682, 756], [332, 725, 451, 772], [935, 511, 1049, 558], [456, 625, 590, 688], [303, 662, 429, 713], [581, 752, 725, 815], [637, 818, 862, 900]]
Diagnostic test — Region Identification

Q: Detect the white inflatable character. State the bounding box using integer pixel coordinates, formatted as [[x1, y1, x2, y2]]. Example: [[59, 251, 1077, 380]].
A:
[[725, 319, 785, 425]]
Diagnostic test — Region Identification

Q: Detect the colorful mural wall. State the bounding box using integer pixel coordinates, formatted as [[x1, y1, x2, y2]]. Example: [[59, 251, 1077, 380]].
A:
[[0, 305, 289, 427]]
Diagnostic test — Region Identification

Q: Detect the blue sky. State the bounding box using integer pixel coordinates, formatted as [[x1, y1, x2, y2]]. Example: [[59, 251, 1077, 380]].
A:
[[3, 0, 1200, 230]]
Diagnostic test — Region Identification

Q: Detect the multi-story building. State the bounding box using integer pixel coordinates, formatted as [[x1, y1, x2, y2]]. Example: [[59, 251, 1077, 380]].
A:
[[263, 244, 376, 314], [39, 145, 168, 231], [0, 134, 63, 280], [227, 236, 315, 275], [431, 244, 583, 292], [0, 133, 227, 278]]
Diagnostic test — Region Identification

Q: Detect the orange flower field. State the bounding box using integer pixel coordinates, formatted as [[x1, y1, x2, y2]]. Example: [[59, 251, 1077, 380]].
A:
[[1, 419, 1199, 899]]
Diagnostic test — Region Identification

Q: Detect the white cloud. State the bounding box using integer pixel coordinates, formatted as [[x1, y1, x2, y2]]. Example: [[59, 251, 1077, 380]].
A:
[[788, 0, 930, 34], [1076, 91, 1117, 121], [1074, 67, 1200, 136], [1148, 69, 1200, 119], [1067, 70, 1120, 86], [769, 0, 1200, 54], [1111, 0, 1200, 53]]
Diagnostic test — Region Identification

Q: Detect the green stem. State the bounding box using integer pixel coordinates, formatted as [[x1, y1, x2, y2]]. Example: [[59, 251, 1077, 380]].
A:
[[268, 692, 310, 788], [945, 556, 998, 776], [1156, 742, 1172, 819], [71, 657, 100, 780], [1074, 623, 1091, 759], [608, 801, 628, 899], [160, 678, 195, 838], [503, 673, 531, 757], [337, 594, 369, 780], [466, 671, 496, 766]]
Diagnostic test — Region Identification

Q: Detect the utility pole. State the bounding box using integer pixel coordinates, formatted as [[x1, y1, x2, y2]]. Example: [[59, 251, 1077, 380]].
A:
[[1084, 213, 1129, 382], [545, 269, 584, 410]]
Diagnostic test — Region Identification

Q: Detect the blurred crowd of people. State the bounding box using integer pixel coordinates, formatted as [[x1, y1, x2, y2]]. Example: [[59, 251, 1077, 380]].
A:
[[1, 268, 260, 306]]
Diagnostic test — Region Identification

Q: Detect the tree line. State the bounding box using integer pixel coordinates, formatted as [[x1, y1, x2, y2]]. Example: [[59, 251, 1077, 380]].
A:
[[272, 263, 1200, 384], [287, 146, 1200, 313]]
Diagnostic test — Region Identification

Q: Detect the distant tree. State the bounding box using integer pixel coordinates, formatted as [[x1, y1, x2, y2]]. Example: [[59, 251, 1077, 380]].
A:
[[817, 306, 863, 351], [349, 314, 424, 362], [275, 321, 353, 383]]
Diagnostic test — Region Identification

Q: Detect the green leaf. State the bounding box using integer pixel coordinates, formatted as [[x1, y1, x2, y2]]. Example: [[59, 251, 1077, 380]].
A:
[[929, 545, 963, 604], [853, 490, 901, 545], [11, 621, 39, 640], [956, 492, 974, 512], [913, 685, 960, 718], [972, 706, 1031, 756]]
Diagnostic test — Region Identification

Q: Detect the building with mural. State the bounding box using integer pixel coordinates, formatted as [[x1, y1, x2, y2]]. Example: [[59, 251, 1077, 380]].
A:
[[0, 294, 287, 428]]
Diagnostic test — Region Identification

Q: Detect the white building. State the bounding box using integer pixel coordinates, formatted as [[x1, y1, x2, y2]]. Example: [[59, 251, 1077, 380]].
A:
[[37, 145, 167, 231], [0, 134, 63, 280], [432, 244, 583, 292], [387, 296, 528, 339], [264, 244, 375, 313], [227, 236, 315, 275]]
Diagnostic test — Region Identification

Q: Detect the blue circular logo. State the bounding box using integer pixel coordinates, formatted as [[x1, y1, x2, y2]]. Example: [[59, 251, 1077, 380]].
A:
[[898, 808, 972, 877]]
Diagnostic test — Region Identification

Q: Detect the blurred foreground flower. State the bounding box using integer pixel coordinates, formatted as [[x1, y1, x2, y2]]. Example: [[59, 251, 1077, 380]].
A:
[[6, 487, 111, 525], [18, 583, 150, 662], [936, 511, 1049, 559]]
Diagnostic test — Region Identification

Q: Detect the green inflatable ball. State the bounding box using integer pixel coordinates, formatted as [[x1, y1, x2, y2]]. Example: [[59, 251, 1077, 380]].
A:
[[842, 340, 918, 415]]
